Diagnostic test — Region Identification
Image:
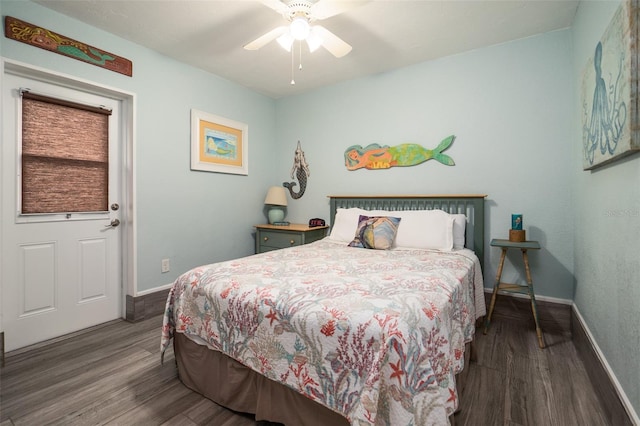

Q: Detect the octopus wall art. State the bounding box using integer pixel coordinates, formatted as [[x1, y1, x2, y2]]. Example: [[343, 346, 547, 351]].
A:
[[580, 0, 639, 170]]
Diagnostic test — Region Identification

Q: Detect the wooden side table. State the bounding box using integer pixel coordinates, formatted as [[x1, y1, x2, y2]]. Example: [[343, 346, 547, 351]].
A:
[[484, 238, 545, 348], [254, 224, 328, 254]]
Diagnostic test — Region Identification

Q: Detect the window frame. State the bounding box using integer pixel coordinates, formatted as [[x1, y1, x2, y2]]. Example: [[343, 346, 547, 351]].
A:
[[15, 89, 112, 224]]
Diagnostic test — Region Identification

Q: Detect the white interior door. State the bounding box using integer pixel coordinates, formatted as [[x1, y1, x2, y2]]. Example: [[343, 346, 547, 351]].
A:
[[1, 73, 123, 352]]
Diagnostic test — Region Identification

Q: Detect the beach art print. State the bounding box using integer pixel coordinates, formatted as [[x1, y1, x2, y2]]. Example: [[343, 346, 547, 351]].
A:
[[191, 110, 248, 175], [581, 0, 639, 170], [345, 135, 456, 171]]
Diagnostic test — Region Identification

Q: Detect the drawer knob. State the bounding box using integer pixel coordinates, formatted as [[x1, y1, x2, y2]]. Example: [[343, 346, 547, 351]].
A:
[[290, 240, 295, 245], [263, 237, 269, 241]]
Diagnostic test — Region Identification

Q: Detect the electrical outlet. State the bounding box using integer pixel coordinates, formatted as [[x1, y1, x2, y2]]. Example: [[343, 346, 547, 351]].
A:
[[161, 258, 170, 273]]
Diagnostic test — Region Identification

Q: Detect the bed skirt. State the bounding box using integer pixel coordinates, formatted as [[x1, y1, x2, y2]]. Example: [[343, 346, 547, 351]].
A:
[[174, 333, 472, 425]]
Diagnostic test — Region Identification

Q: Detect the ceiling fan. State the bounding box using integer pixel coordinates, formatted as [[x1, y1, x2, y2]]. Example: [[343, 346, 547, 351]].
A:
[[244, 0, 357, 58]]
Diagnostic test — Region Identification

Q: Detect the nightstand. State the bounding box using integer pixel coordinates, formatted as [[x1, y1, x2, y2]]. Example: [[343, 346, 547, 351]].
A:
[[484, 238, 545, 348], [254, 224, 329, 254]]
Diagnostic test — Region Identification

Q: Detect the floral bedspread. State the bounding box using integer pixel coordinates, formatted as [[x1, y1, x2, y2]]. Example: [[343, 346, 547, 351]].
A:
[[161, 239, 483, 425]]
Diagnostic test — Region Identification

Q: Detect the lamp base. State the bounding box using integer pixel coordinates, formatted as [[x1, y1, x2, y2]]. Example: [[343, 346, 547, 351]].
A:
[[268, 206, 285, 224]]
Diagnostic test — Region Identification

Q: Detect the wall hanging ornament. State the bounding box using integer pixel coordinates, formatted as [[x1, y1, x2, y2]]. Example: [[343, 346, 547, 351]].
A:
[[4, 16, 133, 77], [344, 135, 456, 171], [283, 141, 310, 199]]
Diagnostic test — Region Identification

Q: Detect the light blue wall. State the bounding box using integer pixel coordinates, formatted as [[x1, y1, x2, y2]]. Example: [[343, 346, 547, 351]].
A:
[[1, 1, 278, 292], [0, 2, 578, 300], [275, 29, 575, 300], [4, 0, 638, 417], [572, 0, 640, 417]]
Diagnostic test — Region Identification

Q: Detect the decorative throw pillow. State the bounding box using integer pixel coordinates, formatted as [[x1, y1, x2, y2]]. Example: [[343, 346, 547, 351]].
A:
[[348, 215, 401, 250]]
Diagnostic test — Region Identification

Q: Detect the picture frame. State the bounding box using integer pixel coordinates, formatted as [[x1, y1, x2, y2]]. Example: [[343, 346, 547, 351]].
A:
[[580, 0, 639, 170], [191, 109, 248, 175]]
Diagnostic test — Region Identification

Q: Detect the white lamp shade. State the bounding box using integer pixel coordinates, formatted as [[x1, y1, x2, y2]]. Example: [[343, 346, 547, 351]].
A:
[[264, 186, 288, 206], [277, 32, 294, 52], [306, 28, 323, 52]]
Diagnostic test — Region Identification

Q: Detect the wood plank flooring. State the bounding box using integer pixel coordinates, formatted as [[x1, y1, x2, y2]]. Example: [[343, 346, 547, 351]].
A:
[[0, 295, 621, 425], [456, 295, 613, 425]]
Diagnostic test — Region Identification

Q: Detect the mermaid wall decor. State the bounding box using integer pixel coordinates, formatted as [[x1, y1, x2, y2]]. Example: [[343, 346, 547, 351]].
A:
[[344, 135, 456, 171], [283, 141, 310, 199], [580, 0, 639, 170]]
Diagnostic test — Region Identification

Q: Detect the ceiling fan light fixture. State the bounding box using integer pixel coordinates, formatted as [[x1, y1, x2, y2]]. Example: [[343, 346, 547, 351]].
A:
[[290, 16, 310, 40], [306, 27, 323, 52], [277, 32, 294, 52], [245, 0, 354, 65]]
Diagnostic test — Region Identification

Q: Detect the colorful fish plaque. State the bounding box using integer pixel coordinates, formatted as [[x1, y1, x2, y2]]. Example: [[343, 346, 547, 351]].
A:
[[344, 135, 456, 170], [4, 16, 133, 77]]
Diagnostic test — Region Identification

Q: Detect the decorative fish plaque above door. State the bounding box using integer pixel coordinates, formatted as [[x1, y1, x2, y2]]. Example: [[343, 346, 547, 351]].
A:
[[4, 16, 133, 77]]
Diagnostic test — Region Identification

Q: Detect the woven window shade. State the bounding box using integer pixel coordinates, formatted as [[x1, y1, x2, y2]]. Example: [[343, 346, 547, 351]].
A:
[[21, 93, 111, 214]]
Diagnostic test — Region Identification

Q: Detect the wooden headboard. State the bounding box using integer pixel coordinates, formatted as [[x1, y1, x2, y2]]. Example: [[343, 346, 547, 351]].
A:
[[328, 195, 487, 270]]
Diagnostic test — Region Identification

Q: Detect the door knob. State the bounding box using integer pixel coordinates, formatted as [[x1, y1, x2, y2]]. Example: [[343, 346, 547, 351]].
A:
[[105, 219, 120, 228]]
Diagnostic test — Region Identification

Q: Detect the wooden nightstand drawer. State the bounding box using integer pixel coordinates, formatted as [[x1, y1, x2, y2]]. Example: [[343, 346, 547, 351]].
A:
[[259, 230, 302, 250], [254, 224, 328, 254]]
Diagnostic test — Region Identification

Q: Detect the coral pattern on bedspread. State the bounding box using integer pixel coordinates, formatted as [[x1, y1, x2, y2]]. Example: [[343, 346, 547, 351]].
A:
[[161, 240, 481, 425]]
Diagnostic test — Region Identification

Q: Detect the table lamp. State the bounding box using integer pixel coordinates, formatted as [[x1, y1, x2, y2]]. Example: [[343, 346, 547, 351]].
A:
[[264, 186, 288, 224]]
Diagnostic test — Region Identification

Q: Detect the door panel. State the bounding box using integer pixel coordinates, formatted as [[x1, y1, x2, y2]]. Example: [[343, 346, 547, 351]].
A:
[[20, 242, 56, 315], [79, 237, 107, 302], [1, 73, 122, 351]]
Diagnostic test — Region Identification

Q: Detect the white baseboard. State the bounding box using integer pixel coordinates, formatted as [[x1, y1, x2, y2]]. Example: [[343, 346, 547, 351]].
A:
[[483, 287, 573, 305], [572, 304, 640, 425], [136, 282, 173, 297]]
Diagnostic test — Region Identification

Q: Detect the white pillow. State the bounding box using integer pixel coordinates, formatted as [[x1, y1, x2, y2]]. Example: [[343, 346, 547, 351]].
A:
[[358, 209, 452, 251], [328, 208, 367, 242], [330, 207, 459, 251], [391, 209, 454, 251], [451, 214, 467, 250]]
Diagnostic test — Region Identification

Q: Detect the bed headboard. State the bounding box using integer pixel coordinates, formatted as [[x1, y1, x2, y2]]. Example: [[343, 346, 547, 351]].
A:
[[328, 195, 486, 270]]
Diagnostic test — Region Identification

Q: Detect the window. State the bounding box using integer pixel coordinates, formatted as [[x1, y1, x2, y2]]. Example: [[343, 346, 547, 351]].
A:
[[20, 90, 112, 214]]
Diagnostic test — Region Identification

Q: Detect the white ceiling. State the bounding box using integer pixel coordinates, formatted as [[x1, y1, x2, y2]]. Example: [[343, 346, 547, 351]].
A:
[[33, 0, 580, 99]]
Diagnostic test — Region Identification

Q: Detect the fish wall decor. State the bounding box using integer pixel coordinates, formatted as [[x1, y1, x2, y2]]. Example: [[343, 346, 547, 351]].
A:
[[283, 141, 310, 199], [4, 16, 133, 76], [344, 135, 456, 171]]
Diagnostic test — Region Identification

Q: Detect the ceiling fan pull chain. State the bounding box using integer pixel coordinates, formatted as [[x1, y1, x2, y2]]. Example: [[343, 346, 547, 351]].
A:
[[290, 45, 296, 85], [299, 41, 303, 71]]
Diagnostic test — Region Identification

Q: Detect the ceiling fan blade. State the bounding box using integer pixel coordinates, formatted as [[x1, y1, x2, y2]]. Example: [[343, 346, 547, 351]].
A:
[[312, 25, 352, 58], [259, 0, 289, 14], [244, 26, 288, 50], [311, 0, 367, 20]]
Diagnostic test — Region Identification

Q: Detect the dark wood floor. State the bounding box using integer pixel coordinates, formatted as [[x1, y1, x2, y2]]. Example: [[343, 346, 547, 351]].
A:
[[0, 295, 617, 426], [456, 295, 610, 426]]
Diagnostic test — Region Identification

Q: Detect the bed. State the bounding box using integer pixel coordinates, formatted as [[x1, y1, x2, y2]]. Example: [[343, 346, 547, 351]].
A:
[[161, 194, 486, 425]]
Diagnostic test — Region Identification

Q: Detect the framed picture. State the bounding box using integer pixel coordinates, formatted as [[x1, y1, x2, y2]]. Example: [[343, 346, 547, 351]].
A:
[[580, 0, 639, 170], [191, 109, 248, 175]]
